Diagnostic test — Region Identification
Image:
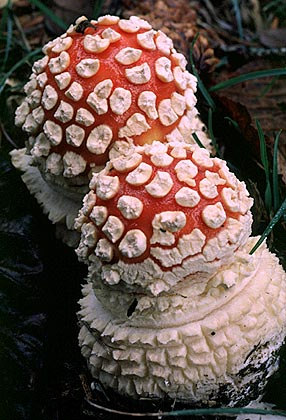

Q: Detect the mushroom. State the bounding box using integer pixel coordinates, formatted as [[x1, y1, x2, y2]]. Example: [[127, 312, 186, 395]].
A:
[[11, 15, 211, 246], [78, 238, 286, 405], [76, 142, 286, 405], [75, 142, 253, 294]]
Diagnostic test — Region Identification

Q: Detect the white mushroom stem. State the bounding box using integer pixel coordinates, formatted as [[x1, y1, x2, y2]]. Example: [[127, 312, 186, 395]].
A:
[[78, 238, 286, 404], [10, 148, 87, 246]]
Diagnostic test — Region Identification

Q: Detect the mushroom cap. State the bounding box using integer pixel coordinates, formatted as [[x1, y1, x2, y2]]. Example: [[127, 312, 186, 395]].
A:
[[75, 142, 253, 295], [78, 238, 286, 403], [15, 14, 211, 183]]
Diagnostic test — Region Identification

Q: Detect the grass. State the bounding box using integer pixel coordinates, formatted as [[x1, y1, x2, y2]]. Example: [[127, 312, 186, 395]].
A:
[[207, 107, 220, 156], [0, 48, 42, 95], [1, 3, 13, 72], [256, 119, 272, 214], [263, 0, 286, 22], [87, 397, 286, 417], [209, 68, 286, 92], [92, 0, 105, 19], [192, 132, 205, 148], [250, 196, 286, 254], [273, 130, 282, 212], [189, 34, 216, 109], [29, 0, 67, 30], [231, 0, 244, 39]]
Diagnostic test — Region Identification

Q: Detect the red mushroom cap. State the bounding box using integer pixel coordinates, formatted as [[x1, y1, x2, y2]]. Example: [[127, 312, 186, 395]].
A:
[[15, 15, 209, 181], [75, 142, 253, 295]]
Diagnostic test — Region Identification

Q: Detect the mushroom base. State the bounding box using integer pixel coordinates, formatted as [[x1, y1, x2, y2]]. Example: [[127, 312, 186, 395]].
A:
[[10, 148, 86, 247], [78, 238, 286, 405]]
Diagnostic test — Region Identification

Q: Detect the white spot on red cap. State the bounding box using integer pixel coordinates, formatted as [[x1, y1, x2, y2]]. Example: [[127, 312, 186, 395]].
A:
[[115, 47, 142, 65], [202, 202, 226, 229], [175, 187, 201, 208], [49, 51, 70, 74], [145, 171, 173, 197], [76, 58, 100, 78], [84, 34, 110, 53], [110, 87, 132, 115], [86, 125, 113, 154], [65, 124, 85, 147], [155, 57, 174, 83], [137, 30, 156, 50], [117, 195, 143, 219], [65, 82, 83, 101], [125, 63, 151, 84], [119, 229, 147, 258]]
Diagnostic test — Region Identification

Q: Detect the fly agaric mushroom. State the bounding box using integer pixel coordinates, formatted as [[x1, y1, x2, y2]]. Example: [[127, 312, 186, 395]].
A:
[[75, 143, 286, 405], [78, 238, 286, 405], [75, 142, 253, 295], [11, 15, 211, 245]]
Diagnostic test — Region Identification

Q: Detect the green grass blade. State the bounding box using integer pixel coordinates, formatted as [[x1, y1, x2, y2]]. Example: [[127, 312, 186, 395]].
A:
[[263, 0, 283, 12], [192, 132, 205, 148], [209, 68, 286, 92], [0, 48, 42, 95], [29, 0, 67, 30], [87, 397, 286, 418], [224, 116, 240, 130], [0, 1, 9, 33], [250, 195, 286, 254], [189, 34, 216, 109], [256, 119, 272, 213], [273, 130, 282, 212], [208, 107, 220, 155], [258, 75, 279, 98], [231, 0, 244, 39], [2, 7, 13, 71], [93, 0, 105, 19]]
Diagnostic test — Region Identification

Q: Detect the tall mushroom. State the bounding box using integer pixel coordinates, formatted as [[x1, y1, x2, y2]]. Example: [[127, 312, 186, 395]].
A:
[[76, 142, 286, 405], [11, 15, 212, 245]]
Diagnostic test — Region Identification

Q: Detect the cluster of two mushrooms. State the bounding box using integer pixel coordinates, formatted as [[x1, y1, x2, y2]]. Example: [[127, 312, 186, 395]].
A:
[[11, 15, 286, 407]]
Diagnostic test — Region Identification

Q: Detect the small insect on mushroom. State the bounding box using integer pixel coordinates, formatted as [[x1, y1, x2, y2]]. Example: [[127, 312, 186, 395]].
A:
[[11, 15, 211, 246], [76, 142, 286, 406]]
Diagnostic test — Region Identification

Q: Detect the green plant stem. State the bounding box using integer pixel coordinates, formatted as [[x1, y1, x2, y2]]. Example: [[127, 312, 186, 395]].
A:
[[192, 132, 205, 148], [256, 119, 272, 213], [208, 107, 220, 155], [13, 14, 31, 52], [224, 116, 240, 130], [189, 34, 216, 109], [250, 195, 286, 254], [93, 0, 105, 19], [0, 48, 42, 95], [29, 0, 67, 30], [231, 0, 244, 39], [86, 398, 286, 418], [209, 68, 286, 92], [273, 130, 282, 212], [1, 5, 13, 71], [258, 75, 279, 98]]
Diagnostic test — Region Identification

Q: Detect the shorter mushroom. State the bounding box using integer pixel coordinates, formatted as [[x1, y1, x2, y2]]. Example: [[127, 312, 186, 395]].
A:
[[75, 142, 286, 405], [75, 142, 253, 294], [11, 15, 212, 246], [78, 237, 286, 405]]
